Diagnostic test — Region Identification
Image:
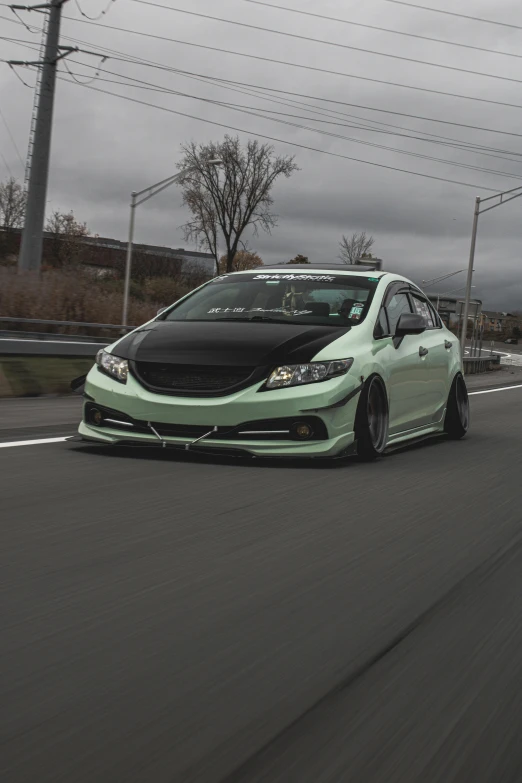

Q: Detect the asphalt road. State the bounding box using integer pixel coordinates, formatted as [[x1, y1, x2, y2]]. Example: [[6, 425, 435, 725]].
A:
[[2, 385, 522, 782]]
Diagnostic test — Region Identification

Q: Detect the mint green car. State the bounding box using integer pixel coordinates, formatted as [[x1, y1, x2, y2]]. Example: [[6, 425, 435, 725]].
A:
[[77, 265, 469, 459]]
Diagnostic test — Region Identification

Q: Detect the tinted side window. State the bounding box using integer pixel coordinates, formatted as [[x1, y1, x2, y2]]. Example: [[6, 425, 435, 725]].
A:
[[386, 293, 412, 335], [428, 302, 442, 328], [411, 295, 435, 327]]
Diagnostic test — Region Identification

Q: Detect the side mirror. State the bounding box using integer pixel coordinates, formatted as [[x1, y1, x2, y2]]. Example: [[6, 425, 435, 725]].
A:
[[156, 307, 166, 316], [395, 312, 426, 337]]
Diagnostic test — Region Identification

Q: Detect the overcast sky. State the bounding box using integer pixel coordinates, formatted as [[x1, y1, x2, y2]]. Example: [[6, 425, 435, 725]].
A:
[[1, 0, 522, 309]]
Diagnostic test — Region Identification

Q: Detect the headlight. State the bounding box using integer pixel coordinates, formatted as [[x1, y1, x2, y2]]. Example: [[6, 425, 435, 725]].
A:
[[265, 359, 353, 390], [95, 349, 128, 383]]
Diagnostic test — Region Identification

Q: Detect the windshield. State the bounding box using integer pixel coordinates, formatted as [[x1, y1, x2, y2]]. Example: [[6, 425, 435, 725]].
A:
[[160, 272, 380, 327]]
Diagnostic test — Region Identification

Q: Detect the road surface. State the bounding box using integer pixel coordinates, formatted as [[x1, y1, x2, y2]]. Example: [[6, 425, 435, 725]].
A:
[[2, 384, 522, 782]]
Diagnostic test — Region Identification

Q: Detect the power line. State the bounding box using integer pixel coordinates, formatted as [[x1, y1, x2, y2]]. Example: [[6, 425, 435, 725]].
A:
[[53, 14, 522, 113], [60, 64, 522, 181], [57, 76, 504, 192], [7, 34, 522, 162], [65, 60, 522, 169], [74, 0, 117, 21], [0, 148, 14, 177], [128, 0, 522, 87], [379, 0, 522, 31], [0, 103, 25, 170], [238, 0, 522, 61], [5, 18, 522, 142]]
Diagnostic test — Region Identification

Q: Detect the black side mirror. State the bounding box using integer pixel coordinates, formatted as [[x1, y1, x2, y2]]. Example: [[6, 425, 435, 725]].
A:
[[395, 312, 426, 337]]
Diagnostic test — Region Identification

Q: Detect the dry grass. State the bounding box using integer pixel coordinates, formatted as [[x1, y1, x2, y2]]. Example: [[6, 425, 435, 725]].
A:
[[0, 268, 203, 332]]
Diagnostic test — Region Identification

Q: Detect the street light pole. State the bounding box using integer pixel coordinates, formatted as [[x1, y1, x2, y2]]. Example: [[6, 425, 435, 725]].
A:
[[460, 185, 522, 356], [460, 197, 480, 356], [122, 191, 137, 330], [121, 160, 222, 328]]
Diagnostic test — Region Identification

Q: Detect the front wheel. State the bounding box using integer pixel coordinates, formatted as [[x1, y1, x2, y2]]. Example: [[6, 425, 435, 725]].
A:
[[355, 376, 389, 461], [444, 373, 469, 439]]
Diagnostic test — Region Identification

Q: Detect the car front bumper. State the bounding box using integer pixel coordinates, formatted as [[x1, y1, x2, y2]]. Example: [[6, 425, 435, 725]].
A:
[[79, 366, 362, 458]]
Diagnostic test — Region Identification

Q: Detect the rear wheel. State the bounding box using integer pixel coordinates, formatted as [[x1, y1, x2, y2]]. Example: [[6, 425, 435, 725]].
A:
[[444, 373, 469, 439], [355, 376, 389, 461]]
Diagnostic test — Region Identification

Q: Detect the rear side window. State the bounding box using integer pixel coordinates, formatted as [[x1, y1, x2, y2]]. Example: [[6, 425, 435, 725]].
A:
[[386, 293, 412, 335], [411, 294, 442, 329], [411, 295, 435, 327]]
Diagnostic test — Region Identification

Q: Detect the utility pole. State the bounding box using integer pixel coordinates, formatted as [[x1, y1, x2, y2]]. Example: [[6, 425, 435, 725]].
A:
[[13, 1, 70, 272], [460, 185, 522, 356]]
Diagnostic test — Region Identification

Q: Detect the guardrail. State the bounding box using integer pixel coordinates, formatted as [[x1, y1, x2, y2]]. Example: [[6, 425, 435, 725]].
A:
[[0, 317, 137, 353], [0, 317, 135, 332]]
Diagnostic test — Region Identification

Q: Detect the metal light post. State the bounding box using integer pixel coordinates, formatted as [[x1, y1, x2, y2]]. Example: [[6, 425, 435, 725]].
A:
[[122, 159, 223, 329], [460, 185, 522, 355], [422, 269, 468, 289]]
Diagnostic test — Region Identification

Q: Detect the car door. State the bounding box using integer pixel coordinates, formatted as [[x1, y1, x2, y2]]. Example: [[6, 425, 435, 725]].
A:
[[377, 289, 433, 435], [410, 292, 450, 424]]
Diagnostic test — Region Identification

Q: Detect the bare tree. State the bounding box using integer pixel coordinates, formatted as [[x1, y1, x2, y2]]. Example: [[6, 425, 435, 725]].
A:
[[218, 249, 263, 274], [178, 136, 298, 273], [338, 232, 375, 265], [45, 210, 89, 268], [0, 177, 25, 232]]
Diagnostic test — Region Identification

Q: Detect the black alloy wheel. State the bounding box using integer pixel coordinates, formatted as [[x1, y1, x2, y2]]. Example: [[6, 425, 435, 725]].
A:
[[444, 373, 470, 439], [355, 375, 389, 461]]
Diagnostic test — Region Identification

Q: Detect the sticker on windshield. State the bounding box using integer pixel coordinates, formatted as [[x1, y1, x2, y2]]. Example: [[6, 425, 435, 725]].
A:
[[253, 274, 336, 282], [208, 307, 313, 316], [349, 303, 364, 319]]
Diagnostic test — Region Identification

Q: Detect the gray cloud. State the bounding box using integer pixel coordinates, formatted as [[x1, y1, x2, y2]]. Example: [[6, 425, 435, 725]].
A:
[[1, 0, 522, 310]]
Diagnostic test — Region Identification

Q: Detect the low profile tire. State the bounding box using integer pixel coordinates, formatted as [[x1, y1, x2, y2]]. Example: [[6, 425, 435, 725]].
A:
[[355, 375, 389, 461], [444, 373, 469, 439]]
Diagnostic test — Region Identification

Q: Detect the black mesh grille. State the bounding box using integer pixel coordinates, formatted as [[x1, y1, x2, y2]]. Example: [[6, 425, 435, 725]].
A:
[[134, 362, 256, 394]]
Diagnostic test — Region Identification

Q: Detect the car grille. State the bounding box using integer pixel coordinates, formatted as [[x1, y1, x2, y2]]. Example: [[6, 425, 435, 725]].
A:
[[134, 362, 256, 395]]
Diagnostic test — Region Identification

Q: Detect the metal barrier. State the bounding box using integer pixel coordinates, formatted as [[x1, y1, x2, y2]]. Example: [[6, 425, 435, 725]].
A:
[[463, 355, 501, 374], [0, 317, 135, 332]]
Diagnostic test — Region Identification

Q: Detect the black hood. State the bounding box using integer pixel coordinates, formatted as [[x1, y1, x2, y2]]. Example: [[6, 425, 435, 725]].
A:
[[113, 320, 348, 367]]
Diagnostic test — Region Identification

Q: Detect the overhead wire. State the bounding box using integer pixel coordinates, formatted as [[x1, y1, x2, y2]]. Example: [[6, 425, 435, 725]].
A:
[[60, 63, 522, 181], [127, 0, 522, 88], [0, 148, 14, 177], [74, 0, 117, 21], [7, 31, 520, 163], [60, 55, 522, 165], [4, 11, 522, 118], [3, 10, 522, 188], [237, 0, 522, 61], [5, 30, 518, 162], [4, 15, 522, 145], [53, 13, 522, 114], [0, 103, 25, 170], [54, 74, 509, 192], [379, 0, 522, 31]]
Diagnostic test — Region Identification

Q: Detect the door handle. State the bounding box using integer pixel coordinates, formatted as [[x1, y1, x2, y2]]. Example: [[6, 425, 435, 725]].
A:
[[419, 346, 429, 357], [444, 340, 453, 349]]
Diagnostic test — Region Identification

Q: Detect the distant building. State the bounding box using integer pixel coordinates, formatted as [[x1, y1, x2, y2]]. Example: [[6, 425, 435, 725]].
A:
[[480, 310, 517, 334], [0, 227, 216, 278], [427, 293, 482, 330]]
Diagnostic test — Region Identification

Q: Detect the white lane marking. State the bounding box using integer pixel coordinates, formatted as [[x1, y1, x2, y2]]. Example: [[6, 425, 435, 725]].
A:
[[0, 436, 72, 449], [469, 384, 522, 396], [1, 384, 522, 448]]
